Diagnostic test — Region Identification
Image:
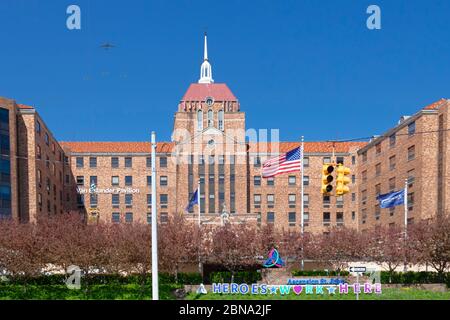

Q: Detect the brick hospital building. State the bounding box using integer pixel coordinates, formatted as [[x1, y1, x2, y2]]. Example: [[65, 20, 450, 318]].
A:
[[1, 35, 449, 233]]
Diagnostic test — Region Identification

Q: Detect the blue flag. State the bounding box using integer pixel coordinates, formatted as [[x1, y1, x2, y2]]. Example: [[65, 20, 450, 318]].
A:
[[185, 189, 199, 212], [376, 189, 405, 208]]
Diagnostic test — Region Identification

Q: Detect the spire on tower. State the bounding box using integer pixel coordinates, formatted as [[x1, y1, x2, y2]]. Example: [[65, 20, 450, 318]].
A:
[[199, 32, 214, 84]]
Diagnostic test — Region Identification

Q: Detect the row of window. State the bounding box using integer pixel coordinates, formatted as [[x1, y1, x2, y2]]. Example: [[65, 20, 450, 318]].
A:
[[252, 155, 354, 168], [76, 175, 169, 187], [75, 156, 167, 168], [197, 109, 224, 131], [111, 212, 168, 224], [78, 193, 168, 207], [259, 211, 352, 227], [360, 121, 416, 162]]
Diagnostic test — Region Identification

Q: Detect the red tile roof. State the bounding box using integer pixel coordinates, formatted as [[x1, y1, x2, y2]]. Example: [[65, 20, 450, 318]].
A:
[[423, 98, 447, 110], [248, 142, 366, 153], [61, 141, 366, 154], [182, 83, 237, 101], [60, 142, 175, 153], [17, 104, 34, 109]]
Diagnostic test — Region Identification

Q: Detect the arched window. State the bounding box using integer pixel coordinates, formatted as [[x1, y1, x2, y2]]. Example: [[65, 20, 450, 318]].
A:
[[218, 110, 224, 130], [207, 109, 214, 127], [197, 109, 203, 131]]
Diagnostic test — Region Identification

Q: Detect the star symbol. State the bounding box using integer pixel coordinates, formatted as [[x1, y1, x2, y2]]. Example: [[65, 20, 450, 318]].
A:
[[269, 286, 278, 294], [327, 286, 337, 295]]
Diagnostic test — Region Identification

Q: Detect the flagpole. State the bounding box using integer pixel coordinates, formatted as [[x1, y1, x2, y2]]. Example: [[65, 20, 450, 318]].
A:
[[403, 178, 408, 272], [151, 131, 159, 300], [197, 179, 202, 275], [198, 179, 201, 227], [300, 136, 305, 271]]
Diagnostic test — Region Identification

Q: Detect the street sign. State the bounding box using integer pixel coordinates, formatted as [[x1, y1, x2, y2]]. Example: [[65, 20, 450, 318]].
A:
[[349, 266, 366, 273]]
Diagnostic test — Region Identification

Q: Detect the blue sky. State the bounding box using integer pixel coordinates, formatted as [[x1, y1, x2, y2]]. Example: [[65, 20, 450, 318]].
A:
[[0, 0, 449, 142]]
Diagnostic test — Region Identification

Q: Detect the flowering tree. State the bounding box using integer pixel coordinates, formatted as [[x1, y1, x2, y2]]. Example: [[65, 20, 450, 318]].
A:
[[158, 214, 198, 282], [210, 224, 260, 282]]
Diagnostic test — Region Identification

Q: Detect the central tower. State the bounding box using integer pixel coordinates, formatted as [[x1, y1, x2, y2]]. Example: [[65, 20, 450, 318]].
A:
[[172, 34, 248, 216]]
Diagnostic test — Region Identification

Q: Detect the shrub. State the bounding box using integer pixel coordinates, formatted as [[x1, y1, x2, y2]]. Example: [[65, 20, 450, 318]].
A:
[[210, 271, 262, 284]]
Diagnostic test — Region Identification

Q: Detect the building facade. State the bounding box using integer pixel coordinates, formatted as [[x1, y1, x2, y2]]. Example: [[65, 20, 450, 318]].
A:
[[1, 35, 448, 233]]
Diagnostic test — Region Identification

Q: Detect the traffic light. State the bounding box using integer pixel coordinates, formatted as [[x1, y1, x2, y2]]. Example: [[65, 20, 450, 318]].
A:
[[321, 164, 335, 194], [336, 164, 351, 195]]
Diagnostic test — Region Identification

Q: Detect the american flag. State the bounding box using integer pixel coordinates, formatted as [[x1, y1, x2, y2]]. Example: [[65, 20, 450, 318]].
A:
[[262, 146, 303, 178]]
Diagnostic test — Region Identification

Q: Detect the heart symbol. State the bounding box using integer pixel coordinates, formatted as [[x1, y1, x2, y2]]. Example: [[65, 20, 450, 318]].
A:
[[293, 285, 303, 295]]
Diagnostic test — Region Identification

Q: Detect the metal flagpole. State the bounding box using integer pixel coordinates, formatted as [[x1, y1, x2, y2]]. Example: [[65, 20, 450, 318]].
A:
[[403, 178, 408, 272], [197, 179, 202, 275], [198, 179, 201, 227], [151, 131, 159, 300], [300, 136, 305, 271]]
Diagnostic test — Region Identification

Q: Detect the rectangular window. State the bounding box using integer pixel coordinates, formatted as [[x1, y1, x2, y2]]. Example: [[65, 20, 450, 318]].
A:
[[160, 176, 168, 186], [254, 194, 261, 206], [254, 176, 261, 186], [147, 213, 152, 224], [303, 194, 309, 207], [361, 190, 367, 204], [146, 157, 152, 168], [254, 156, 261, 168], [76, 176, 84, 186], [267, 194, 275, 206], [303, 157, 309, 167], [288, 194, 296, 206], [147, 194, 152, 207], [336, 157, 344, 165], [89, 176, 97, 186], [36, 121, 41, 134], [267, 177, 274, 186], [389, 156, 396, 170], [160, 194, 168, 205], [362, 170, 367, 183], [267, 212, 275, 224], [351, 156, 356, 165], [336, 195, 344, 208], [125, 157, 132, 168], [303, 212, 310, 226], [112, 194, 120, 207], [408, 146, 415, 161], [89, 157, 97, 168], [375, 204, 381, 220], [303, 176, 309, 186], [161, 213, 169, 224], [362, 151, 367, 163], [44, 133, 49, 145], [408, 192, 414, 210], [336, 212, 344, 225], [352, 193, 356, 202], [352, 211, 356, 220], [407, 170, 415, 188], [389, 177, 396, 192], [125, 194, 133, 207], [375, 183, 381, 197], [323, 212, 331, 225], [288, 176, 296, 186], [112, 212, 120, 223], [76, 157, 84, 168], [125, 176, 133, 186], [323, 195, 331, 207], [111, 176, 119, 186], [352, 175, 356, 184], [125, 212, 133, 223], [111, 157, 119, 168], [147, 176, 152, 186], [90, 194, 98, 208], [376, 143, 381, 155], [408, 121, 416, 136], [160, 157, 167, 168], [389, 134, 396, 147], [288, 212, 296, 226], [375, 163, 381, 177], [323, 157, 331, 164]]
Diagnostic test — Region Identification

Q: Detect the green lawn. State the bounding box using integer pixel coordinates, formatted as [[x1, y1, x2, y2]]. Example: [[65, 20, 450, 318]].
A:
[[186, 288, 450, 300], [0, 284, 181, 300]]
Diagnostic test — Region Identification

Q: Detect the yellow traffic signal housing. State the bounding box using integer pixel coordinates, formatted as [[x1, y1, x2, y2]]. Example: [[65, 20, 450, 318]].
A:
[[336, 164, 351, 195], [321, 164, 335, 194]]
